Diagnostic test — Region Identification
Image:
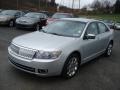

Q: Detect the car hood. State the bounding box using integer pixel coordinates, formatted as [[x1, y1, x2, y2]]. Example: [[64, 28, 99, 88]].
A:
[[16, 17, 39, 24], [12, 31, 76, 51]]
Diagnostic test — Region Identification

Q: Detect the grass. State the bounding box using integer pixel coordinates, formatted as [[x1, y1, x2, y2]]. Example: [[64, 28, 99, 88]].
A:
[[79, 14, 120, 22]]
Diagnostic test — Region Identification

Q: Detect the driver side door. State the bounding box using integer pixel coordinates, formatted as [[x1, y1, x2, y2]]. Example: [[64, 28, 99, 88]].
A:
[[82, 22, 101, 62]]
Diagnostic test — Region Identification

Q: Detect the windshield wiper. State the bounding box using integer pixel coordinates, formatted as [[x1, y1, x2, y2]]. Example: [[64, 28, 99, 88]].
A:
[[40, 29, 48, 33], [40, 30, 63, 36], [49, 32, 63, 36]]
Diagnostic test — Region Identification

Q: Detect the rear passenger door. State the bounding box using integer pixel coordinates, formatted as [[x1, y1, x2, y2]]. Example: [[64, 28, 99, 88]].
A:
[[97, 22, 111, 51]]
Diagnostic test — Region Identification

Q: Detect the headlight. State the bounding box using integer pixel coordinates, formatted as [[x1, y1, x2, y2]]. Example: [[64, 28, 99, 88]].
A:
[[35, 50, 62, 59]]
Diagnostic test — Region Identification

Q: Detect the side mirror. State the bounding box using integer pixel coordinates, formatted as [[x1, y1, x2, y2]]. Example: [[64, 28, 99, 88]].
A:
[[42, 26, 45, 29], [84, 34, 96, 40], [15, 14, 20, 18]]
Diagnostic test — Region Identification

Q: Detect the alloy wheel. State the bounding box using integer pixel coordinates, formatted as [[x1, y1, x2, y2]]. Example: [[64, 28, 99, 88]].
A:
[[67, 57, 79, 77]]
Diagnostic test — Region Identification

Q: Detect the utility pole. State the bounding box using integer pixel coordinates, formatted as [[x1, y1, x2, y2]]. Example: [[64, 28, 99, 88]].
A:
[[72, 0, 75, 10], [62, 0, 65, 6], [45, 0, 47, 10], [79, 0, 80, 9], [69, 0, 71, 8], [17, 0, 19, 9], [38, 0, 40, 10]]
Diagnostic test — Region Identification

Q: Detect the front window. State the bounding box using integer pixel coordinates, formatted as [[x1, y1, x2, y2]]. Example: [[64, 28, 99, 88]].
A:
[[41, 20, 86, 37], [86, 23, 99, 35], [25, 13, 42, 18], [98, 22, 109, 33], [52, 14, 73, 19], [1, 10, 17, 16]]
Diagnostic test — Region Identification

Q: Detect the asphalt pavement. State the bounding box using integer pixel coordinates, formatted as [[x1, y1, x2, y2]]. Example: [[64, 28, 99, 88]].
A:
[[0, 27, 120, 90]]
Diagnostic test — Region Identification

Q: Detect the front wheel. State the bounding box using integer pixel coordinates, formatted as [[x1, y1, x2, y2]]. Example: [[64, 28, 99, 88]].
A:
[[105, 43, 113, 57], [35, 24, 40, 31], [61, 53, 80, 79]]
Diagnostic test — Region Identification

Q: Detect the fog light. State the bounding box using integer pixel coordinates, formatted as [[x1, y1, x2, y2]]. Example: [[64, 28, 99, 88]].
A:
[[38, 69, 48, 74]]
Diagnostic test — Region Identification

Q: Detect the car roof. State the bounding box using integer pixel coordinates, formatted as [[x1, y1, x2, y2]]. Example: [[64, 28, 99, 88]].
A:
[[26, 12, 47, 17], [27, 12, 45, 15], [39, 11, 49, 13], [61, 18, 98, 23], [55, 12, 73, 15], [3, 10, 21, 12]]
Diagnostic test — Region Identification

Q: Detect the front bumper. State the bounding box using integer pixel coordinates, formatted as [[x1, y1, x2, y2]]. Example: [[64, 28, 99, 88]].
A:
[[16, 23, 35, 29], [0, 20, 9, 25], [8, 48, 65, 77]]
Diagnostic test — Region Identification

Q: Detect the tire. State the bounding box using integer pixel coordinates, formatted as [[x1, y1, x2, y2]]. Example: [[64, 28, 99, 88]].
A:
[[35, 24, 40, 31], [9, 20, 14, 27], [104, 43, 113, 57], [61, 53, 80, 79]]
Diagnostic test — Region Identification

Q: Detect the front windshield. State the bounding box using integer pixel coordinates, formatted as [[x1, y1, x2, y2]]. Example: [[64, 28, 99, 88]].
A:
[[52, 14, 72, 19], [1, 10, 17, 16], [41, 20, 86, 37], [25, 13, 41, 18]]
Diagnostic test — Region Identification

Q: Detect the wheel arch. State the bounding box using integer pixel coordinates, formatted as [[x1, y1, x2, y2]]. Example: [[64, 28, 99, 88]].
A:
[[65, 50, 82, 65], [109, 40, 114, 46], [61, 50, 82, 78]]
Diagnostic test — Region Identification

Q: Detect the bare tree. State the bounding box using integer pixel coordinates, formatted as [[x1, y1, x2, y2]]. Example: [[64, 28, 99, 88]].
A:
[[114, 0, 120, 13], [91, 0, 102, 10], [79, 0, 80, 9]]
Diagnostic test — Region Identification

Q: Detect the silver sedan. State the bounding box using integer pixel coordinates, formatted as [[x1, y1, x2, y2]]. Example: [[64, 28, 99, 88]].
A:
[[115, 22, 120, 30], [8, 18, 114, 78]]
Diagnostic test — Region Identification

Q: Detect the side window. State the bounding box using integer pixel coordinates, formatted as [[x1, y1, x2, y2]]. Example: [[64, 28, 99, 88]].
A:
[[15, 12, 21, 17], [21, 12, 25, 16], [44, 14, 47, 18], [39, 14, 43, 18], [41, 14, 44, 18], [98, 22, 109, 34], [86, 22, 99, 35]]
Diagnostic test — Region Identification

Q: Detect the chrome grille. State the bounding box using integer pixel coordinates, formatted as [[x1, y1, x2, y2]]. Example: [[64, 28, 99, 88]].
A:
[[10, 44, 36, 59], [19, 48, 36, 59]]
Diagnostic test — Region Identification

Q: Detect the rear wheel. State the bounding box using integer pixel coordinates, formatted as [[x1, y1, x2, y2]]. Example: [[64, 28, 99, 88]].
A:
[[9, 20, 14, 27], [62, 53, 80, 79], [105, 43, 113, 57]]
